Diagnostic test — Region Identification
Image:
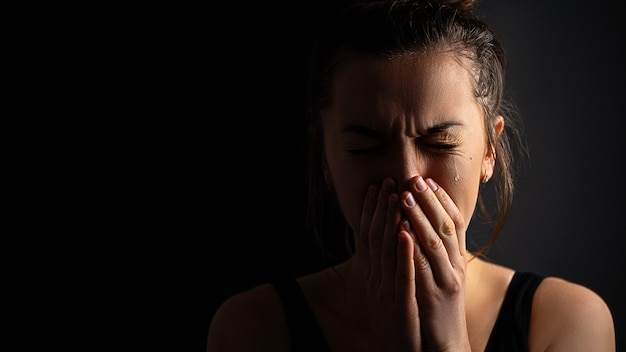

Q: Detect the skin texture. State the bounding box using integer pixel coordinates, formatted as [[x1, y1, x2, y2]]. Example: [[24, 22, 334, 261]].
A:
[[322, 52, 494, 351], [206, 52, 615, 352], [323, 53, 493, 239]]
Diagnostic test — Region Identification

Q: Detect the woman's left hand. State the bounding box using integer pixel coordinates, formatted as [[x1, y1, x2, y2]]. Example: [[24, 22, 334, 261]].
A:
[[399, 175, 471, 351]]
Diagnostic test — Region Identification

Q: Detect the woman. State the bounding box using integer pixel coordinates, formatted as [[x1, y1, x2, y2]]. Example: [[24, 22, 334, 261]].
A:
[[207, 0, 615, 350]]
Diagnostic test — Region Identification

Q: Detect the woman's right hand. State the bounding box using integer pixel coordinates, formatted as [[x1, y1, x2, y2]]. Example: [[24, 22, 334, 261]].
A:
[[359, 177, 422, 351]]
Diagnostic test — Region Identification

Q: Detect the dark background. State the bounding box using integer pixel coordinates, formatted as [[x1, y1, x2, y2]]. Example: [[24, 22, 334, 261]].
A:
[[186, 0, 625, 350]]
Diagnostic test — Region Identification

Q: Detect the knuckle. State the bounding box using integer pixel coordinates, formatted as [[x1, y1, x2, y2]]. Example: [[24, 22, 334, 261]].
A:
[[451, 211, 465, 230], [427, 235, 443, 251], [447, 282, 463, 295], [415, 248, 430, 271], [439, 218, 456, 237], [444, 270, 466, 295]]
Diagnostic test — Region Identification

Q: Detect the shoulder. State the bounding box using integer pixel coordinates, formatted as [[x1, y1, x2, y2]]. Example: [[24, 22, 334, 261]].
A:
[[206, 283, 290, 352], [529, 276, 615, 352]]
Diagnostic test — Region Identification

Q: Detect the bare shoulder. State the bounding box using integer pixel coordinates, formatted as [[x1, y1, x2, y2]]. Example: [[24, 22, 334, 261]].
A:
[[206, 283, 290, 352], [529, 276, 615, 352]]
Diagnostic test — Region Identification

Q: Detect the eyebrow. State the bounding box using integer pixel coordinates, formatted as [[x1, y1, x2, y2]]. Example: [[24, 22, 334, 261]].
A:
[[341, 125, 383, 138], [342, 121, 463, 136], [425, 122, 463, 134]]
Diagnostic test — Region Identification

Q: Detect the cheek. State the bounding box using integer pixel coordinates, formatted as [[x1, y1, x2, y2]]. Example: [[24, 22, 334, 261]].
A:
[[333, 178, 365, 232], [326, 157, 371, 232], [433, 156, 482, 224], [444, 182, 479, 225], [323, 128, 376, 233]]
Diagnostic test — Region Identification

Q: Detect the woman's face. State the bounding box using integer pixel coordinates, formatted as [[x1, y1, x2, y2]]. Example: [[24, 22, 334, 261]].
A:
[[322, 52, 500, 235]]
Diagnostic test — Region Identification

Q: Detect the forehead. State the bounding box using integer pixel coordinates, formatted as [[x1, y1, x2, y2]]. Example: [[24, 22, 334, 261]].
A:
[[327, 52, 482, 130]]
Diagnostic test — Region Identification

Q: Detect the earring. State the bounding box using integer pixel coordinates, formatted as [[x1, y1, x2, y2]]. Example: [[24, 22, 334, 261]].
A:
[[481, 174, 489, 183]]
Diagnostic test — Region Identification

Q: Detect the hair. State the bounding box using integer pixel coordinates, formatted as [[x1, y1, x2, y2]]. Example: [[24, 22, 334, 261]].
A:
[[305, 0, 527, 264]]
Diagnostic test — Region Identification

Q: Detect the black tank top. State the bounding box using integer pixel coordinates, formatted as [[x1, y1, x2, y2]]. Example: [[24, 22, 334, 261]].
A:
[[272, 271, 545, 352]]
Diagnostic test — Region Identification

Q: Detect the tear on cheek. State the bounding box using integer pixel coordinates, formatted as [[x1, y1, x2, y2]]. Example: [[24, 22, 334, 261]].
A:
[[453, 159, 460, 182]]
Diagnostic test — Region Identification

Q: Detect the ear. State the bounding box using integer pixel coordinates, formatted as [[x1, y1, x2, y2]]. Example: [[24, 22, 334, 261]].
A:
[[481, 115, 504, 183]]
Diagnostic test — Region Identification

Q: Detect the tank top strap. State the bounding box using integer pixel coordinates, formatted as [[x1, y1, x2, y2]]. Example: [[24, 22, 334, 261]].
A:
[[272, 278, 331, 352], [484, 271, 546, 352]]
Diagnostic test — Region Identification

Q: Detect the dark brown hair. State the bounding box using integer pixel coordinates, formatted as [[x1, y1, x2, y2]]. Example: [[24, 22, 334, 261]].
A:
[[305, 0, 526, 263]]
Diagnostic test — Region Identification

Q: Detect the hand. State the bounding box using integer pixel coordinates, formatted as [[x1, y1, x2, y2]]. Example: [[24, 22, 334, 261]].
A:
[[360, 177, 420, 351], [359, 176, 470, 351]]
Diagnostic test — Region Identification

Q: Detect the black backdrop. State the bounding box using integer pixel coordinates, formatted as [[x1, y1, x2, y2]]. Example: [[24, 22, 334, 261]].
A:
[[184, 1, 625, 350]]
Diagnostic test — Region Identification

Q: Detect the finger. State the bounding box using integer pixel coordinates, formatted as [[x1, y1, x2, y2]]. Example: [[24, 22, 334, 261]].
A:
[[410, 224, 435, 299], [409, 177, 463, 273], [398, 228, 423, 345], [368, 178, 394, 290], [396, 225, 416, 302], [359, 184, 379, 266], [379, 192, 402, 300], [424, 178, 467, 257], [401, 191, 438, 289], [402, 176, 458, 286]]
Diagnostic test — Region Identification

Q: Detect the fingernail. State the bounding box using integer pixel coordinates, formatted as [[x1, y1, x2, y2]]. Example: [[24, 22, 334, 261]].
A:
[[404, 193, 416, 207], [426, 178, 438, 191], [368, 184, 379, 199], [382, 179, 394, 195], [402, 220, 411, 232], [414, 176, 427, 192]]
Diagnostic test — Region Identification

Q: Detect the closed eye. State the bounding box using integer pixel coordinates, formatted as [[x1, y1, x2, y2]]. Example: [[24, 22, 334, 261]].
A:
[[342, 125, 385, 154], [418, 131, 462, 152], [424, 143, 458, 150]]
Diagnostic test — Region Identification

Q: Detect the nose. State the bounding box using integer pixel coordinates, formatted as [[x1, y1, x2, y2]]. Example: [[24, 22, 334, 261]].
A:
[[392, 141, 422, 193]]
